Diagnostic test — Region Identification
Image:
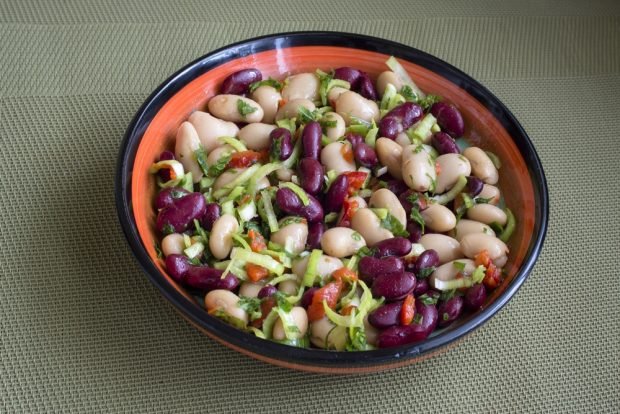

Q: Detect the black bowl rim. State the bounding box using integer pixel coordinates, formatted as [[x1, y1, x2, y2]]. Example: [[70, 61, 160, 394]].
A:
[[115, 31, 549, 369]]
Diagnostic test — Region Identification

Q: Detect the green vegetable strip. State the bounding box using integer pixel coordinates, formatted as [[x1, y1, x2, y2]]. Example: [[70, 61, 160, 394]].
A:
[[380, 83, 397, 110], [231, 248, 285, 276], [280, 182, 310, 206], [184, 242, 204, 259], [248, 163, 280, 195], [260, 190, 279, 232], [285, 285, 305, 305], [365, 127, 379, 147], [281, 138, 302, 169], [268, 273, 298, 286], [231, 233, 251, 250], [386, 56, 426, 99], [499, 208, 516, 242], [248, 327, 267, 339], [275, 308, 301, 339], [410, 113, 437, 143], [303, 249, 322, 287], [261, 309, 279, 339], [213, 164, 261, 199], [323, 300, 356, 327], [218, 136, 247, 152], [430, 175, 468, 205]]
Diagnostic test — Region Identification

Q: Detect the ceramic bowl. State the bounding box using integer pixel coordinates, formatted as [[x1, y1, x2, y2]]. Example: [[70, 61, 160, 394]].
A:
[[116, 32, 548, 373]]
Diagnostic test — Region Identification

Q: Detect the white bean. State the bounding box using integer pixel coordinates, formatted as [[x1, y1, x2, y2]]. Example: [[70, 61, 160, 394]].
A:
[[275, 99, 316, 121], [270, 221, 308, 256], [454, 219, 496, 241], [207, 94, 264, 123], [321, 227, 367, 258], [420, 204, 457, 232], [206, 144, 234, 167], [369, 188, 407, 227], [237, 123, 277, 150], [239, 281, 265, 298], [320, 141, 356, 174], [174, 121, 203, 183], [351, 208, 393, 247], [401, 144, 436, 192], [429, 259, 476, 290], [478, 184, 501, 205], [460, 233, 509, 267], [376, 71, 404, 97], [250, 85, 281, 124], [272, 306, 309, 341], [209, 214, 239, 259], [323, 112, 346, 141], [467, 204, 507, 226], [419, 234, 463, 264], [275, 167, 294, 182], [435, 153, 471, 193], [213, 168, 246, 191], [161, 233, 185, 257], [291, 255, 344, 282], [363, 316, 379, 347], [335, 91, 380, 125], [278, 279, 299, 296], [310, 317, 347, 350], [463, 147, 499, 185], [188, 111, 239, 152], [376, 137, 403, 180], [205, 290, 248, 324], [281, 73, 320, 102]]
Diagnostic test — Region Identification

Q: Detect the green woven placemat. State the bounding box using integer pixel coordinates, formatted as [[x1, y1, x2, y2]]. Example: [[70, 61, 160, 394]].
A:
[[1, 1, 619, 412]]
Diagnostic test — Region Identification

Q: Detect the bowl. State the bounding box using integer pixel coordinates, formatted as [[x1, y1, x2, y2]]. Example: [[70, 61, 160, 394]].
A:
[[116, 31, 548, 373]]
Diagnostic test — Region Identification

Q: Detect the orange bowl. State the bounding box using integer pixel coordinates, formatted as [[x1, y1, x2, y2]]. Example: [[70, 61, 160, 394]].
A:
[[116, 32, 548, 373]]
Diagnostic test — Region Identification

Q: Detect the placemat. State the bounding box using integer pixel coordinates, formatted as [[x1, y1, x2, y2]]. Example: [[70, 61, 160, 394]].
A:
[[1, 1, 619, 412]]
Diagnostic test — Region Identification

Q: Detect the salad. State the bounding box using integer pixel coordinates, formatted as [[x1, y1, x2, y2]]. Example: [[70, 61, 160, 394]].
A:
[[149, 57, 516, 350]]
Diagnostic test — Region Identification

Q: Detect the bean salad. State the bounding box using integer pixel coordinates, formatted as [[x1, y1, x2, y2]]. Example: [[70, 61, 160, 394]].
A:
[[150, 57, 516, 350]]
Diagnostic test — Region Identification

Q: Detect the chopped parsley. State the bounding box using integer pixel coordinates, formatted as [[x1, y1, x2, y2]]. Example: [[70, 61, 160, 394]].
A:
[[161, 223, 175, 236], [417, 94, 442, 111], [418, 293, 438, 305], [248, 78, 282, 93], [399, 85, 417, 101], [298, 106, 319, 123], [439, 289, 457, 301], [154, 242, 164, 259], [417, 266, 435, 279], [345, 326, 368, 351], [274, 291, 293, 312], [207, 154, 231, 177], [379, 213, 409, 237], [351, 231, 363, 241], [409, 207, 425, 233], [193, 146, 210, 176], [238, 296, 262, 321], [237, 99, 258, 117]]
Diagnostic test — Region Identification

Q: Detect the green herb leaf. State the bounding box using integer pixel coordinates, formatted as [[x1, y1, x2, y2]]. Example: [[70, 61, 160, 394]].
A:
[[193, 146, 210, 176], [207, 154, 231, 178], [161, 223, 175, 236], [471, 265, 486, 284], [154, 243, 164, 259], [399, 85, 417, 101], [274, 291, 293, 313], [439, 289, 457, 302], [417, 266, 435, 279], [413, 313, 424, 325], [418, 293, 439, 305], [417, 94, 442, 111], [345, 326, 368, 351], [238, 296, 262, 321], [249, 78, 282, 93], [356, 246, 374, 258], [380, 213, 409, 237], [409, 208, 425, 233], [237, 99, 258, 117], [298, 106, 319, 124], [453, 261, 466, 272]]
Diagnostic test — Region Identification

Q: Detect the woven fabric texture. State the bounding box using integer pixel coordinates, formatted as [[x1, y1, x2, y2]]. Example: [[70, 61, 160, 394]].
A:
[[1, 1, 619, 412]]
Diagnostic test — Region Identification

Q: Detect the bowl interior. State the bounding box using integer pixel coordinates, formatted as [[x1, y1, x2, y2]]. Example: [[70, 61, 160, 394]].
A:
[[121, 36, 544, 372]]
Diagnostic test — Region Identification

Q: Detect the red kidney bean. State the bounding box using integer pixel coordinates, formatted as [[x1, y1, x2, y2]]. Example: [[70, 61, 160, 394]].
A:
[[275, 188, 324, 223], [413, 278, 430, 297], [323, 174, 349, 213], [374, 237, 412, 258], [345, 133, 364, 148], [306, 221, 325, 250], [359, 256, 405, 284], [466, 176, 484, 197], [358, 74, 378, 100], [368, 301, 403, 329], [302, 121, 322, 159], [165, 254, 191, 281], [334, 67, 362, 87], [465, 284, 487, 310], [406, 222, 423, 243], [376, 301, 439, 348], [185, 266, 239, 291], [379, 102, 423, 140], [372, 271, 416, 301], [354, 142, 378, 168], [430, 102, 465, 138], [385, 179, 409, 196], [200, 203, 221, 230], [156, 192, 206, 234], [221, 68, 262, 95], [269, 128, 293, 161], [438, 295, 464, 327], [257, 285, 277, 299], [431, 131, 460, 154], [301, 287, 319, 309], [155, 187, 189, 210], [298, 158, 324, 195], [413, 249, 440, 275], [157, 150, 176, 181]]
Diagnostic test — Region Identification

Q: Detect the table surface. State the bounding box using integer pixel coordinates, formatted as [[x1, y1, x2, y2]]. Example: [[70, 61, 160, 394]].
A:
[[1, 1, 619, 412]]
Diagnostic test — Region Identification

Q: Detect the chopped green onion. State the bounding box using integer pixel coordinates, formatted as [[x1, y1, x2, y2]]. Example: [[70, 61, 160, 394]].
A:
[[279, 182, 310, 206], [260, 190, 279, 233], [303, 249, 323, 287], [429, 175, 468, 205], [218, 136, 247, 152], [499, 208, 516, 242], [230, 248, 285, 276]]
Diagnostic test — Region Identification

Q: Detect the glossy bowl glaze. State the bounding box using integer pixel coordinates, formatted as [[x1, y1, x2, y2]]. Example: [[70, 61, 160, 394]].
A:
[[116, 32, 548, 373]]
